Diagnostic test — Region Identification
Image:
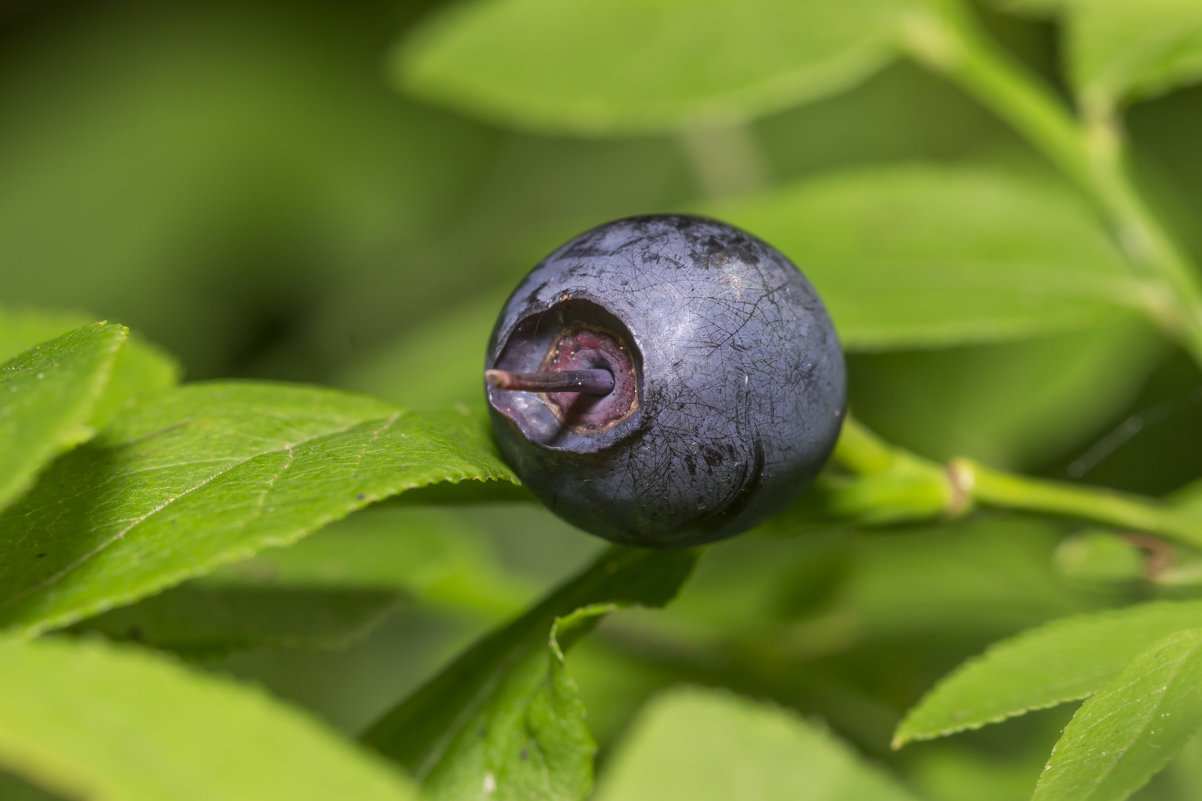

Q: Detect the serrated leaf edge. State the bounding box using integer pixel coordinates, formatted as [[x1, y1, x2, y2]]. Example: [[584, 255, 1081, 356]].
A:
[[893, 600, 1202, 748], [5, 399, 514, 639]]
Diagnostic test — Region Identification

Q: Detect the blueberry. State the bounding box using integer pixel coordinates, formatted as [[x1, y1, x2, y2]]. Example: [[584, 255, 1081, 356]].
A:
[[485, 214, 846, 547]]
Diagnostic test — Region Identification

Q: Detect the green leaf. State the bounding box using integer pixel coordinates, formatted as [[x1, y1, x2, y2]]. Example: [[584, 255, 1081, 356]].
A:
[[0, 323, 126, 513], [0, 310, 106, 363], [594, 686, 924, 801], [0, 636, 418, 801], [1053, 531, 1146, 584], [846, 318, 1163, 469], [716, 516, 1097, 670], [1033, 628, 1202, 801], [1076, 1, 1202, 112], [0, 382, 515, 637], [894, 600, 1202, 747], [0, 308, 180, 429], [212, 507, 534, 617], [392, 0, 910, 135], [1018, 0, 1202, 114], [88, 331, 180, 430], [68, 583, 404, 658], [707, 165, 1147, 349], [1002, 0, 1202, 111], [362, 547, 698, 801]]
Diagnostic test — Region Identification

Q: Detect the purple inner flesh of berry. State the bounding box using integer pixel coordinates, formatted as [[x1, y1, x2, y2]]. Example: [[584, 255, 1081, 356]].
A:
[[488, 298, 643, 450], [538, 325, 638, 433]]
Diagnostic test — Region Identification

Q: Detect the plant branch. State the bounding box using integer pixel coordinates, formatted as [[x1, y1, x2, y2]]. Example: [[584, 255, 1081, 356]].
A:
[[830, 417, 1202, 550], [901, 0, 1202, 364], [954, 458, 1202, 549]]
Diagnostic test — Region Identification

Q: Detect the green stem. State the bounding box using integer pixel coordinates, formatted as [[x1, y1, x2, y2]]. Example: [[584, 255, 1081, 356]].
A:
[[832, 417, 1202, 550], [902, 0, 1202, 363], [831, 415, 916, 476], [954, 458, 1202, 549]]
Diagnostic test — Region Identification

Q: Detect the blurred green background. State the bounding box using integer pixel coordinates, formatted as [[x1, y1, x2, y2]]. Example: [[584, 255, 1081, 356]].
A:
[[6, 2, 1202, 799]]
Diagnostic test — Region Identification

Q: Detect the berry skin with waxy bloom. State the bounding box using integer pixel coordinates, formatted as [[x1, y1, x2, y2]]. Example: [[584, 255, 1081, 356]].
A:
[[485, 214, 846, 548]]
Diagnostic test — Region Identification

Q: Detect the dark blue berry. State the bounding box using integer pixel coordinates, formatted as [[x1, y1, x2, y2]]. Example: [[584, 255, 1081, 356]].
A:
[[485, 214, 846, 547]]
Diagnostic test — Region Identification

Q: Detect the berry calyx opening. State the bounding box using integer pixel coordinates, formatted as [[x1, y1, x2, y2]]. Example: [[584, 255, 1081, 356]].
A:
[[487, 300, 641, 440], [484, 367, 614, 395]]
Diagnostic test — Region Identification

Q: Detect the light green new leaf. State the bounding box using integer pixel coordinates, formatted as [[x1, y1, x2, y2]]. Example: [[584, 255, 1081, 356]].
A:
[[894, 600, 1202, 746], [362, 547, 698, 801], [0, 636, 418, 801], [0, 323, 125, 513], [595, 686, 924, 801], [1033, 628, 1202, 801], [393, 0, 911, 134], [69, 583, 404, 658], [708, 165, 1147, 349], [0, 382, 515, 637]]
